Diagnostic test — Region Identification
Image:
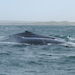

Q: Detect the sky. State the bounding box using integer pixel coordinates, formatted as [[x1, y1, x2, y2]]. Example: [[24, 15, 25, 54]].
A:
[[0, 0, 75, 21]]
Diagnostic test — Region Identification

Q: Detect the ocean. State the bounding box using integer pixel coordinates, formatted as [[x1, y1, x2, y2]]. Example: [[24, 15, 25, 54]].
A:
[[0, 25, 75, 75]]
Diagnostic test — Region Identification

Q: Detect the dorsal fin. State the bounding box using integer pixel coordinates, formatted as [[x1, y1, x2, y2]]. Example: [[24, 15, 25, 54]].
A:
[[15, 31, 35, 37], [24, 31, 33, 35], [15, 31, 50, 38]]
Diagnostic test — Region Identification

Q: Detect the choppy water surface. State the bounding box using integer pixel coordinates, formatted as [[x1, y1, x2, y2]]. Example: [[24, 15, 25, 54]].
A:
[[0, 25, 75, 75]]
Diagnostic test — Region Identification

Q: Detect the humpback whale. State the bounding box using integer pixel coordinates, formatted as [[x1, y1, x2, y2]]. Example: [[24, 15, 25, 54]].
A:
[[3, 31, 66, 45]]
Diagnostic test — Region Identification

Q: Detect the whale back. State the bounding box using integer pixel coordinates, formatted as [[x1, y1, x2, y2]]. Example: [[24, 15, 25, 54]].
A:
[[15, 31, 50, 38]]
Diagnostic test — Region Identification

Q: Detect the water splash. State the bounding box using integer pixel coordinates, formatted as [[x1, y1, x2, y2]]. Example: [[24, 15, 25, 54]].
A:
[[68, 37, 75, 42], [61, 41, 75, 47]]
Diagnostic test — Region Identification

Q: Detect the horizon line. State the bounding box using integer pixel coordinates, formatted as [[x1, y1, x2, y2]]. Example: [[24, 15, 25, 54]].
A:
[[0, 20, 75, 22]]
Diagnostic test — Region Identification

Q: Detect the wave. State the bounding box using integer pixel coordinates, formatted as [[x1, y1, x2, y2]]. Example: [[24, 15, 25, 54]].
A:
[[0, 36, 6, 40], [66, 56, 75, 59], [52, 34, 75, 41], [0, 41, 30, 46], [60, 41, 75, 47], [68, 37, 75, 42], [51, 35, 75, 47], [62, 55, 75, 64]]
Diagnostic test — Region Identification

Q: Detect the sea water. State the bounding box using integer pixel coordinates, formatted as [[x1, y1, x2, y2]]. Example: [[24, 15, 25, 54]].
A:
[[0, 25, 75, 75]]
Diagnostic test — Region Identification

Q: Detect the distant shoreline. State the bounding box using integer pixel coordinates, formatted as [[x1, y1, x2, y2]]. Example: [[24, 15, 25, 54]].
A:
[[0, 21, 75, 25]]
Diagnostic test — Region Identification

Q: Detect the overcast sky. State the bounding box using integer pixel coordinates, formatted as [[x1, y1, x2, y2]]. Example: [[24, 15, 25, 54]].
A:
[[0, 0, 75, 21]]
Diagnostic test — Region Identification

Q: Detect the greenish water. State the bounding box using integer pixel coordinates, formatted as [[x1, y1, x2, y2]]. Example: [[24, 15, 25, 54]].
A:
[[0, 25, 75, 75]]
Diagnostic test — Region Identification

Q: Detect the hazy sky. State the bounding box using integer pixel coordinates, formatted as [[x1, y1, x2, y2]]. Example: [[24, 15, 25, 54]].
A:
[[0, 0, 75, 21]]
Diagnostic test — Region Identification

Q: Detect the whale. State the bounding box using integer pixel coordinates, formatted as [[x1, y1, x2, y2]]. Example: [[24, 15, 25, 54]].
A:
[[2, 31, 66, 45]]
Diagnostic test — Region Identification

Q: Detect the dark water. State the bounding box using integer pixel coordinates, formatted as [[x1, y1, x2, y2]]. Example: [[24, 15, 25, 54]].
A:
[[0, 25, 75, 75]]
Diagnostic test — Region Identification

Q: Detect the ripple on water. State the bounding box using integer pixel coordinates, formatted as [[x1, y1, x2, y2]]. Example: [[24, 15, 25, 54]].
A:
[[0, 25, 75, 75]]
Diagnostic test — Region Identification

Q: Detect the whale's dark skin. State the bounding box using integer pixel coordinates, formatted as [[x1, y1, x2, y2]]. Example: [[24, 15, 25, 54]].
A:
[[3, 31, 65, 45]]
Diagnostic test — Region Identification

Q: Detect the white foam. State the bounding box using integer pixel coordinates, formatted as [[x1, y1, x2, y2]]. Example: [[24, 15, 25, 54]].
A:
[[0, 41, 20, 45], [68, 37, 75, 41], [61, 41, 75, 47], [0, 41, 31, 46]]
